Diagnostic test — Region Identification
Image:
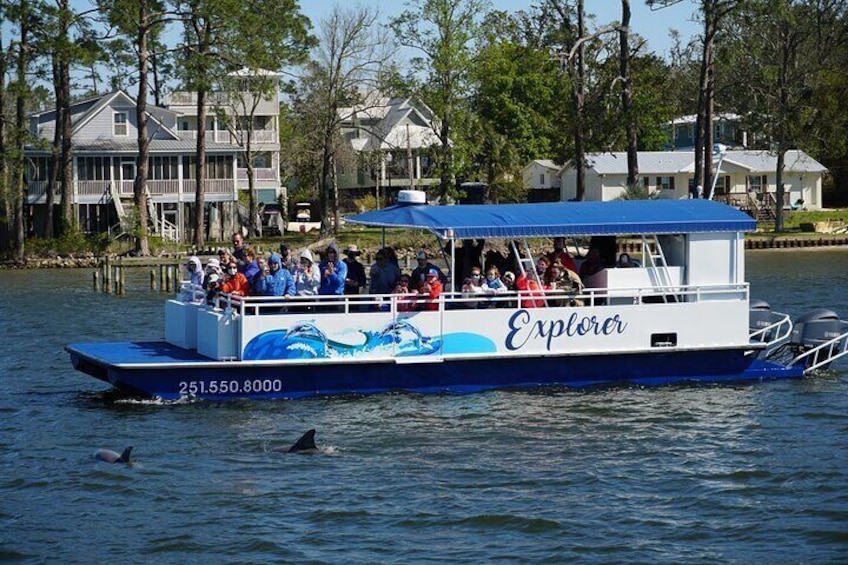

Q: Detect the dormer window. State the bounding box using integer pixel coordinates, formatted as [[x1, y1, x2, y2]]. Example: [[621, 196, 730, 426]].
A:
[[113, 112, 128, 136]]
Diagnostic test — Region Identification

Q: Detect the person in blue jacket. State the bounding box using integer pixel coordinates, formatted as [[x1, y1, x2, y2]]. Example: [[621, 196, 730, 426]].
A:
[[318, 243, 347, 296], [254, 253, 295, 297]]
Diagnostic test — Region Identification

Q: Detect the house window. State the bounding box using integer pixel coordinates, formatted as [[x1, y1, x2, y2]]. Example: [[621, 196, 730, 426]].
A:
[[149, 156, 178, 180], [539, 173, 545, 186], [656, 176, 675, 190], [113, 112, 128, 136], [748, 175, 767, 193]]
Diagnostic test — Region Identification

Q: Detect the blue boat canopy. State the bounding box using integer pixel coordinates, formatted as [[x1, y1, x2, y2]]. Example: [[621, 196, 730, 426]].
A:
[[346, 199, 756, 240]]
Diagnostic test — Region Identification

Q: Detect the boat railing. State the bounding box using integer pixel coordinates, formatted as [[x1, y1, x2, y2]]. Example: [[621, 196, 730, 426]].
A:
[[789, 321, 848, 374], [196, 281, 750, 315], [749, 311, 793, 357]]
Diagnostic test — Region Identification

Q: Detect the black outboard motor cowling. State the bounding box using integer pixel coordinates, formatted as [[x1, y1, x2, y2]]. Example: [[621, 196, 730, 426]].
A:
[[749, 299, 773, 336], [790, 309, 841, 349]]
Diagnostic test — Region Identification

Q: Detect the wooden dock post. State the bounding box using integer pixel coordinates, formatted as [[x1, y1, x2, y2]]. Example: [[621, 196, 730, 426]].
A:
[[103, 257, 111, 294], [93, 270, 99, 292], [159, 264, 165, 292], [150, 269, 156, 290]]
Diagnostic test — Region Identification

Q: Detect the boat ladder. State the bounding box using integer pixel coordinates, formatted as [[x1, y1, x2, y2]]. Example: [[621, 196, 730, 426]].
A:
[[790, 323, 848, 374], [642, 235, 678, 302], [510, 240, 547, 307], [749, 311, 793, 358]]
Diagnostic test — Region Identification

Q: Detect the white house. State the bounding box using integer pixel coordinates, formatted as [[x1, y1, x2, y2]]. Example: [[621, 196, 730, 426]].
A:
[[559, 150, 827, 212], [336, 94, 444, 194], [522, 159, 562, 190]]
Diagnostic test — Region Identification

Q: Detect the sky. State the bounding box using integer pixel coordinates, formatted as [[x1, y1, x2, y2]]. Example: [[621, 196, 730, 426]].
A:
[[299, 0, 702, 59]]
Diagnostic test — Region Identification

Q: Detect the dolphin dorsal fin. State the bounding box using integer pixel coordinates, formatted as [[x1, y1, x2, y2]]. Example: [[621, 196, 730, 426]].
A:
[[117, 446, 133, 463], [288, 430, 317, 453]]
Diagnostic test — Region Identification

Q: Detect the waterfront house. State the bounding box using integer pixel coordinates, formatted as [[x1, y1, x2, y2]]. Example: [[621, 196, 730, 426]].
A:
[[665, 112, 749, 150], [25, 69, 282, 241], [558, 150, 827, 214], [336, 94, 444, 203]]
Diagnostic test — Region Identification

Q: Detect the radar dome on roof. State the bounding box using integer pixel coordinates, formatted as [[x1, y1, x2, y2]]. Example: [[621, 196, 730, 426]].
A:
[[397, 190, 427, 205]]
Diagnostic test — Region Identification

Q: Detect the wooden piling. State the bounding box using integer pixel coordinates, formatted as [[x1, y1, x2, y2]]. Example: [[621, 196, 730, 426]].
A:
[[104, 257, 111, 294], [150, 269, 156, 290], [159, 264, 165, 292], [93, 270, 99, 292]]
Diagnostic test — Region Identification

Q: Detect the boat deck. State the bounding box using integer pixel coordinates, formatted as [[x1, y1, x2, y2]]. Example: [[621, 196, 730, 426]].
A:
[[67, 341, 215, 368]]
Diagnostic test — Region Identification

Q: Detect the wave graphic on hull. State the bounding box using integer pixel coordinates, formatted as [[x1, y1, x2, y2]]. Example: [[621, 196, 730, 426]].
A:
[[242, 320, 495, 361]]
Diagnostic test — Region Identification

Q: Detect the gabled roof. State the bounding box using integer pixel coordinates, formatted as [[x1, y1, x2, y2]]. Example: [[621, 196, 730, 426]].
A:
[[347, 199, 755, 240], [670, 112, 741, 125], [339, 94, 443, 151], [525, 159, 561, 171], [68, 91, 180, 140], [568, 150, 826, 175]]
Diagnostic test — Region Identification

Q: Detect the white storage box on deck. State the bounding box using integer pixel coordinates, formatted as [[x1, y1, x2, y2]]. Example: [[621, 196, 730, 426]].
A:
[[165, 299, 201, 349], [196, 308, 239, 360]]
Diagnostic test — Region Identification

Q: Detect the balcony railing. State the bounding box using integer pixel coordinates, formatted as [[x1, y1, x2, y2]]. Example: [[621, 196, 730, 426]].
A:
[[26, 179, 236, 200], [236, 168, 278, 181], [177, 129, 278, 144]]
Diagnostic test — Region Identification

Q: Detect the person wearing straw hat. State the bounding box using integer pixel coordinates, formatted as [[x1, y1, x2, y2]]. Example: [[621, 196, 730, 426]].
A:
[[343, 244, 366, 296]]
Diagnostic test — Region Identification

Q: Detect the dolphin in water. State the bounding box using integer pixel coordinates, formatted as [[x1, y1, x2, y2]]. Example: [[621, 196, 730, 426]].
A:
[[272, 429, 319, 454], [94, 446, 133, 464]]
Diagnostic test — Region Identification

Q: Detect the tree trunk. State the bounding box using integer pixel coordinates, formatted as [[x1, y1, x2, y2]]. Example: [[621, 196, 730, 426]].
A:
[[247, 123, 258, 239], [45, 60, 61, 239], [59, 54, 74, 233], [194, 87, 207, 247], [13, 2, 31, 260], [775, 149, 786, 232], [620, 0, 638, 188], [133, 0, 151, 256], [573, 0, 586, 201], [0, 28, 7, 249]]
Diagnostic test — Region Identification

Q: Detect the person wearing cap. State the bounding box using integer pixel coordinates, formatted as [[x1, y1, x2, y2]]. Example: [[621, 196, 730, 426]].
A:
[[204, 272, 222, 305], [204, 258, 223, 291], [293, 249, 320, 296], [410, 250, 447, 291], [318, 243, 347, 296], [254, 253, 295, 298], [342, 244, 366, 295], [418, 267, 443, 311]]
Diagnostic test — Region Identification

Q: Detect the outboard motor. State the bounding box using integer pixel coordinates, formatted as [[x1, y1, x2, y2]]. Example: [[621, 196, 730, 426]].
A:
[[791, 309, 842, 349], [749, 299, 773, 340]]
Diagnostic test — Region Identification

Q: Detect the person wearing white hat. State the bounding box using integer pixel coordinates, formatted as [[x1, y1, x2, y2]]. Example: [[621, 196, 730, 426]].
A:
[[293, 249, 320, 297]]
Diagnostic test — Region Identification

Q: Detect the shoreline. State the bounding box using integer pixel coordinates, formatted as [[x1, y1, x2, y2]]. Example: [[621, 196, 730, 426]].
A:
[[2, 236, 848, 269]]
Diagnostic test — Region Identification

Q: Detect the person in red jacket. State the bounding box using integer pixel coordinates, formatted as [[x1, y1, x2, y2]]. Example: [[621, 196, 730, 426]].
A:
[[221, 261, 251, 296], [515, 257, 548, 308], [418, 268, 443, 311]]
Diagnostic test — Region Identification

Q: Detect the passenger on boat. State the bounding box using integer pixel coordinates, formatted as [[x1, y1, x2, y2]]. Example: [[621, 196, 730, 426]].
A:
[[616, 253, 639, 268], [501, 271, 517, 308], [231, 232, 247, 263], [411, 250, 448, 290], [254, 253, 295, 298], [241, 247, 261, 289], [278, 244, 297, 273], [515, 258, 548, 308], [393, 275, 417, 312], [418, 268, 443, 311], [318, 244, 347, 296], [204, 258, 223, 291], [368, 251, 401, 295], [205, 273, 221, 305], [218, 247, 233, 268], [221, 261, 250, 296], [547, 237, 578, 273], [186, 256, 204, 287], [460, 267, 485, 308], [579, 247, 603, 279], [293, 250, 321, 296], [343, 245, 366, 295], [546, 261, 584, 307], [473, 266, 507, 308]]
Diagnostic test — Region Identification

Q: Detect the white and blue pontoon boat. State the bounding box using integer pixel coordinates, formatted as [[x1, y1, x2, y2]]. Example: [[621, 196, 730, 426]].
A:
[[66, 194, 848, 400]]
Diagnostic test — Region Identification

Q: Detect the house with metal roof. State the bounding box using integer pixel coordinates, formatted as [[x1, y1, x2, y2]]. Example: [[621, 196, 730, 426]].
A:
[[336, 94, 444, 198], [522, 159, 562, 202], [558, 150, 827, 214], [26, 72, 282, 241]]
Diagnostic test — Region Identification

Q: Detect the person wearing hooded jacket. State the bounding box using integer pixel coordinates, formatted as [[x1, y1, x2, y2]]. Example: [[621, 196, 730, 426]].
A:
[[293, 249, 321, 296], [318, 244, 347, 296], [254, 253, 295, 297], [186, 256, 205, 287]]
